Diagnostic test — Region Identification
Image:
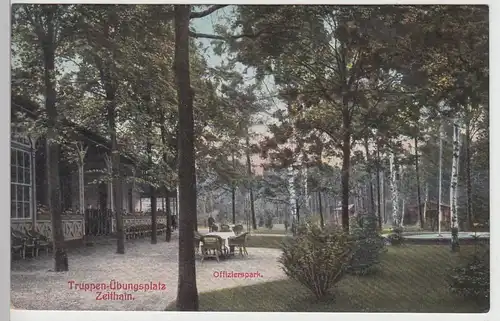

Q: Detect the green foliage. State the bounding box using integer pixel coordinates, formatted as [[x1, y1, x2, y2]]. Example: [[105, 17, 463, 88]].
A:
[[387, 226, 404, 246], [278, 223, 353, 300], [449, 249, 489, 306], [347, 215, 386, 275]]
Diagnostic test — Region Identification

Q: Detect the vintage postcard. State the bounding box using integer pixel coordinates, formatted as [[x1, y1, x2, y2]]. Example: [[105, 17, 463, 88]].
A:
[[10, 3, 489, 315]]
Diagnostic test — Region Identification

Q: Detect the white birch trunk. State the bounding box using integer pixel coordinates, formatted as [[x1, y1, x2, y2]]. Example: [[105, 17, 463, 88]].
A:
[[423, 183, 429, 225], [401, 199, 405, 227], [438, 122, 444, 235], [450, 120, 461, 230], [389, 153, 399, 226], [380, 169, 385, 223], [287, 166, 298, 224], [302, 157, 309, 216], [399, 165, 404, 227], [176, 184, 180, 217]]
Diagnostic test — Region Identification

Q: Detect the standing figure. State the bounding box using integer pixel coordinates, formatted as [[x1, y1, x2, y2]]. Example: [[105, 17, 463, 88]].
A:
[[208, 216, 215, 232]]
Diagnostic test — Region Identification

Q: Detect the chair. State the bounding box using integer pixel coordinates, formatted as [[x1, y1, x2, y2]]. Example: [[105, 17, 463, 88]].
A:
[[125, 226, 133, 239], [11, 228, 36, 258], [220, 224, 231, 232], [228, 232, 249, 256], [25, 228, 51, 256], [11, 233, 25, 259], [232, 224, 244, 235], [200, 235, 226, 263]]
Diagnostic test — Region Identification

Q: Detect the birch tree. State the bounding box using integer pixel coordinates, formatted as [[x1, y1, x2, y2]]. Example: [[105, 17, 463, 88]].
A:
[[450, 119, 461, 251], [438, 121, 444, 235], [389, 153, 400, 227]]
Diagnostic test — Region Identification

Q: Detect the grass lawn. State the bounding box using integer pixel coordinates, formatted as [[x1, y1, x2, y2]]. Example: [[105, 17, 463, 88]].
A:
[[245, 235, 289, 249], [252, 229, 288, 235], [177, 245, 488, 312]]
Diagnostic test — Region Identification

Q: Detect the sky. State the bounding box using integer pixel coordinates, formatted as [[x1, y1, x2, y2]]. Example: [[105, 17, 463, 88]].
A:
[[191, 8, 280, 172], [191, 8, 280, 136]]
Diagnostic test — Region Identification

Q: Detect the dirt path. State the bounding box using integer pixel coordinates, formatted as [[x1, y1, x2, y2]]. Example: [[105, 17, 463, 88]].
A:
[[11, 236, 286, 311]]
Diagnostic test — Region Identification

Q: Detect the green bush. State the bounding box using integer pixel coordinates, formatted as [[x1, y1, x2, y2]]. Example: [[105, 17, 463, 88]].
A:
[[278, 223, 354, 300], [387, 226, 404, 246], [449, 249, 489, 306], [346, 215, 386, 275]]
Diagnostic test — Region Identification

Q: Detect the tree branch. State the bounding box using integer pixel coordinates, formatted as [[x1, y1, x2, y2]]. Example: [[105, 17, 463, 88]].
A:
[[190, 5, 228, 19], [189, 28, 270, 40]]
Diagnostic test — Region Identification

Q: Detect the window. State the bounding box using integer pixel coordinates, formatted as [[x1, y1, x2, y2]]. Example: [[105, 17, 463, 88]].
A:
[[11, 147, 32, 219]]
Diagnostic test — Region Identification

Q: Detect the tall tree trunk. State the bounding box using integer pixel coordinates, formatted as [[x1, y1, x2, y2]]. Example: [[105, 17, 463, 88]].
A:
[[98, 16, 125, 254], [288, 166, 298, 228], [364, 137, 375, 216], [414, 135, 424, 228], [450, 120, 461, 251], [381, 167, 386, 224], [302, 154, 309, 216], [401, 198, 405, 227], [341, 106, 351, 232], [159, 112, 172, 242], [231, 152, 236, 224], [150, 186, 158, 244], [108, 98, 125, 254], [375, 141, 382, 229], [245, 134, 257, 229], [165, 187, 172, 242], [174, 4, 198, 311], [438, 122, 443, 235], [147, 95, 158, 244], [318, 191, 324, 228], [231, 186, 236, 224], [147, 142, 158, 244], [465, 119, 473, 230], [43, 32, 68, 271], [295, 198, 300, 223], [399, 165, 404, 226], [423, 183, 429, 228], [389, 153, 399, 227]]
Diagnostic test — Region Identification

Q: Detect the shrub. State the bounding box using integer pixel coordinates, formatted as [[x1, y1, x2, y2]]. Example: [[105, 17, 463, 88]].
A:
[[265, 215, 274, 229], [346, 215, 386, 275], [387, 226, 404, 246], [258, 216, 265, 227], [278, 223, 354, 300], [449, 249, 489, 306]]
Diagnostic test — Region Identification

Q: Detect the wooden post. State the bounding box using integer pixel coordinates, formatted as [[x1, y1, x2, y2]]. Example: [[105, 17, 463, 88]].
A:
[[29, 136, 37, 231]]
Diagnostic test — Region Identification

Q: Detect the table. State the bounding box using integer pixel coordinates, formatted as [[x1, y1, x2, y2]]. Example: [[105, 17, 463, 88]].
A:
[[205, 232, 235, 249]]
